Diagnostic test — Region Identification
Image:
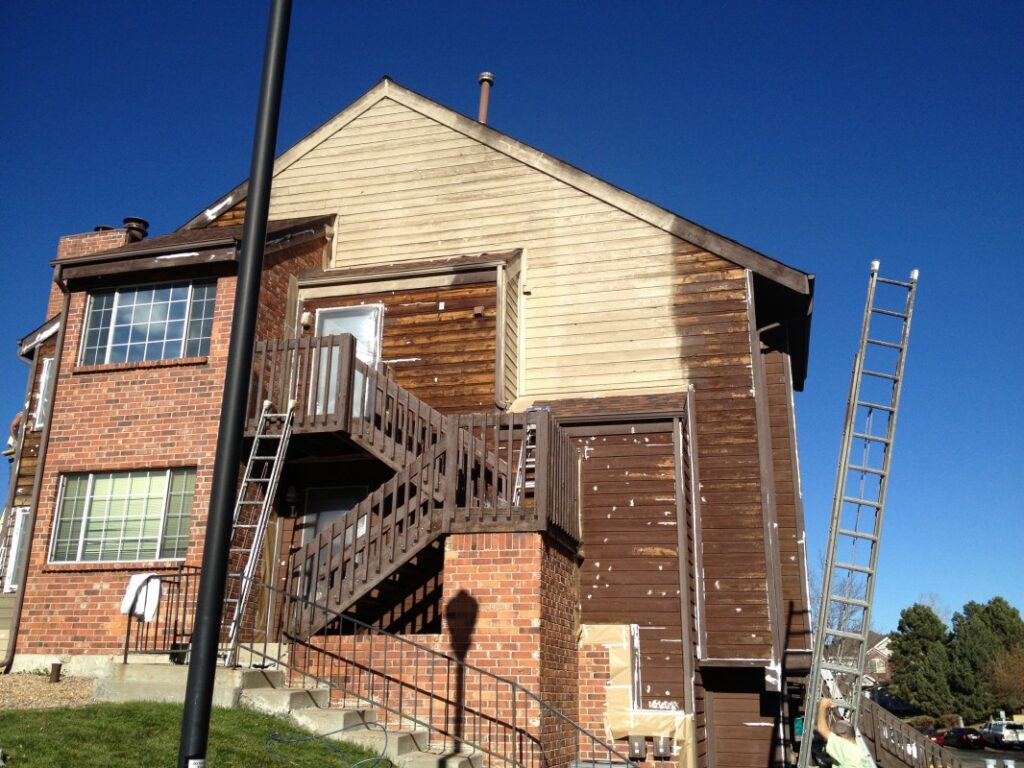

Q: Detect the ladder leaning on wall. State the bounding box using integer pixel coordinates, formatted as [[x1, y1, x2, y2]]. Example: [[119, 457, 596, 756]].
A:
[[796, 261, 919, 768], [221, 399, 295, 666]]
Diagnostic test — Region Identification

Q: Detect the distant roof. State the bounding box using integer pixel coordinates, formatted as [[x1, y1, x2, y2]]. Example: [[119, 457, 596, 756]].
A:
[[55, 215, 333, 267]]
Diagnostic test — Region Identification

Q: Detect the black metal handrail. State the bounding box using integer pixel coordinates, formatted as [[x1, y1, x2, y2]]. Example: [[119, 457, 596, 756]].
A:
[[238, 574, 634, 768], [122, 565, 202, 664]]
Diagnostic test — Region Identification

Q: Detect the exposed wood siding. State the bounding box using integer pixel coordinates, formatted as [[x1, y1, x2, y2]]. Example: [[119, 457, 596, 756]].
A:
[[575, 422, 688, 711], [208, 199, 247, 228], [764, 348, 812, 658], [300, 281, 497, 414]]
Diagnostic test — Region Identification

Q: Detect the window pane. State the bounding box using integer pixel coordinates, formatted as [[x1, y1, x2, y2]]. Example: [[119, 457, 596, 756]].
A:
[[50, 469, 195, 563], [79, 281, 215, 365]]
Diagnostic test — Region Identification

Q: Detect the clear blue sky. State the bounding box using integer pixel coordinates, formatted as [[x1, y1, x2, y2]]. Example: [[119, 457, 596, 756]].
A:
[[1, 1, 1021, 632]]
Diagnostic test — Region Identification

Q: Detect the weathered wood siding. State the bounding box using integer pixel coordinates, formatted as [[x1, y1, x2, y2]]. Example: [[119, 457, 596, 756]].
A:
[[764, 348, 811, 658], [300, 281, 497, 414], [10, 336, 58, 510], [575, 422, 688, 711], [262, 97, 750, 401]]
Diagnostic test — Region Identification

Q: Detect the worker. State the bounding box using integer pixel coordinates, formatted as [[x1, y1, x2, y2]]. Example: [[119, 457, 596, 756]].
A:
[[816, 697, 873, 768]]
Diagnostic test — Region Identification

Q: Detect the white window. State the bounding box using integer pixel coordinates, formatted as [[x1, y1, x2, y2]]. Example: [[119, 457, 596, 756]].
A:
[[313, 305, 384, 416], [869, 656, 887, 674], [80, 281, 216, 365], [2, 507, 31, 592], [31, 357, 54, 430], [49, 469, 195, 563]]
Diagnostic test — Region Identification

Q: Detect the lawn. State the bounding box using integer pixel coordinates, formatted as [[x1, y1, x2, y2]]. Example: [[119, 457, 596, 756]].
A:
[[0, 701, 391, 767]]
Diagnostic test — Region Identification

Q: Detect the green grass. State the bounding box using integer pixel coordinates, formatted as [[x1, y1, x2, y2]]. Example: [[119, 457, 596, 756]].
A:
[[0, 701, 391, 768]]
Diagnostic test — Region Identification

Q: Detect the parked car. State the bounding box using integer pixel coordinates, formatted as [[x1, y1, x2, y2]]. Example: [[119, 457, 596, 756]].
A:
[[916, 727, 945, 746], [944, 727, 984, 749], [981, 721, 1024, 749]]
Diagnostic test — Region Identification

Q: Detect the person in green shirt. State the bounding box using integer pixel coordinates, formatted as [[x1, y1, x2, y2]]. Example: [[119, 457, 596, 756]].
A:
[[816, 697, 874, 768]]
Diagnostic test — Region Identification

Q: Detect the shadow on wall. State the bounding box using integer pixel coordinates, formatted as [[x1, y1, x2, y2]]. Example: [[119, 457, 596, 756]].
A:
[[445, 589, 479, 748]]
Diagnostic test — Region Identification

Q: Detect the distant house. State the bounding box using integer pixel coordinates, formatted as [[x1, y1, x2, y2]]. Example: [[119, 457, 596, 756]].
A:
[[0, 78, 815, 768], [864, 632, 893, 686]]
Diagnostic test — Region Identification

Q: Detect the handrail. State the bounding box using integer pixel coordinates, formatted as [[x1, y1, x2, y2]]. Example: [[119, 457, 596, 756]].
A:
[[122, 565, 202, 664], [287, 409, 581, 629], [237, 573, 636, 768], [858, 696, 961, 768]]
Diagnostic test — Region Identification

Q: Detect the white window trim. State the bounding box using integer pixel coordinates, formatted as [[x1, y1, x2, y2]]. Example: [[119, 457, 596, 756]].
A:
[[80, 280, 214, 366], [2, 507, 30, 592], [31, 357, 54, 430], [314, 304, 385, 366], [48, 469, 193, 564]]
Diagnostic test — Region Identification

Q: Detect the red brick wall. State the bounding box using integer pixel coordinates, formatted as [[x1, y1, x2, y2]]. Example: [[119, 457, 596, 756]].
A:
[[256, 236, 326, 343], [16, 273, 236, 655], [295, 532, 581, 767], [56, 229, 130, 261]]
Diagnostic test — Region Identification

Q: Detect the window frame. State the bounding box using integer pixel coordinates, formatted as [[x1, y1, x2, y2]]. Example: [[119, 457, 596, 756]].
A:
[[78, 279, 216, 366], [31, 357, 54, 430], [48, 468, 195, 564]]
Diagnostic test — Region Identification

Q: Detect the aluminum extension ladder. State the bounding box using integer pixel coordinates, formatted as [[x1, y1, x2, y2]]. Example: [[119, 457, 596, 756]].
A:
[[797, 262, 918, 768], [221, 399, 295, 665]]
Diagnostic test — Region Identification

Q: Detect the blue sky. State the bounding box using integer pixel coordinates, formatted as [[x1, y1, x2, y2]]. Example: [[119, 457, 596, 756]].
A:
[[1, 1, 1021, 632]]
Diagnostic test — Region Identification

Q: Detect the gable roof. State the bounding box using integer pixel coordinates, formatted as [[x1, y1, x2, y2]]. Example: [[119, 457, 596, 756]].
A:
[[182, 78, 812, 296]]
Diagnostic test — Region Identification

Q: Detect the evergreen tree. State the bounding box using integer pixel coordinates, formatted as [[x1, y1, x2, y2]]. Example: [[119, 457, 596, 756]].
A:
[[948, 598, 1024, 722], [889, 603, 954, 716]]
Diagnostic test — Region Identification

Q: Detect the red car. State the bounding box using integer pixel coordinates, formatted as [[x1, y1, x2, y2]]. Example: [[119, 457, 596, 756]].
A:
[[916, 728, 945, 746], [944, 728, 983, 749]]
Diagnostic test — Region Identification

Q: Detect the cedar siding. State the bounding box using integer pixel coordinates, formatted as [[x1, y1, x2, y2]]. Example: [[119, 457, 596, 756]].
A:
[[300, 281, 498, 414]]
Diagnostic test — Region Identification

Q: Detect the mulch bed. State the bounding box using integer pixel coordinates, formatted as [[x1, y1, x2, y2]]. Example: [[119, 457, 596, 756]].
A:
[[0, 672, 94, 710]]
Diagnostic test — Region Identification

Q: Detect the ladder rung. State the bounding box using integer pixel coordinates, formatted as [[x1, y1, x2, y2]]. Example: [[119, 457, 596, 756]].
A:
[[821, 661, 862, 676], [852, 432, 890, 444], [838, 528, 878, 542], [866, 338, 903, 350], [862, 369, 898, 381], [238, 500, 263, 505], [876, 276, 914, 288], [870, 307, 909, 319], [842, 496, 882, 509], [834, 561, 874, 574], [831, 595, 870, 608], [856, 400, 895, 412], [826, 628, 869, 642], [848, 463, 885, 476]]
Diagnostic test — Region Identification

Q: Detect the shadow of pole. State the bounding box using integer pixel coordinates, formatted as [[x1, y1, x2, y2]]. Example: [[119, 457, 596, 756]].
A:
[[445, 589, 479, 754]]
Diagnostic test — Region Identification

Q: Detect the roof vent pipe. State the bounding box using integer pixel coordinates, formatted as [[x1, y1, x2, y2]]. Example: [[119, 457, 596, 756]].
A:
[[478, 72, 494, 124], [123, 217, 149, 243]]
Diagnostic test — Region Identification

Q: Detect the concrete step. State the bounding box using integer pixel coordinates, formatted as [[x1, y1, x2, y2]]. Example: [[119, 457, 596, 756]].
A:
[[93, 664, 286, 708], [339, 724, 432, 762], [289, 707, 378, 733], [400, 749, 484, 768], [239, 685, 329, 716]]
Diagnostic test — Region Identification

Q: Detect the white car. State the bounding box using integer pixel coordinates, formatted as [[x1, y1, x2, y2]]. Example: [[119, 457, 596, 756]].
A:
[[981, 721, 1024, 749]]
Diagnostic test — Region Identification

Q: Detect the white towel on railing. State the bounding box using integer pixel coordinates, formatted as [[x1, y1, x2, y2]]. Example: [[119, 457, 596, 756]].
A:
[[120, 573, 161, 622]]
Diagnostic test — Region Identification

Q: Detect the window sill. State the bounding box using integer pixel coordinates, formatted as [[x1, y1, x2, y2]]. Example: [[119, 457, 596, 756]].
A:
[[42, 560, 188, 574], [73, 356, 208, 375]]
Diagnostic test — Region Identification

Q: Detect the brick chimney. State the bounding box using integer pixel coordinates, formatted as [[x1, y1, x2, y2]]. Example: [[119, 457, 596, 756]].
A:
[[55, 216, 147, 261]]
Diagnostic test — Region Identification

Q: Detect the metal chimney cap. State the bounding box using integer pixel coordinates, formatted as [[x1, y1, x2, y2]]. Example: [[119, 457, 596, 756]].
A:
[[479, 71, 495, 85]]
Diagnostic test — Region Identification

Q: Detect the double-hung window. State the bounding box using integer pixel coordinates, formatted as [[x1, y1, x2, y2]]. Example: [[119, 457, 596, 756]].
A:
[[49, 468, 195, 562], [80, 281, 216, 365]]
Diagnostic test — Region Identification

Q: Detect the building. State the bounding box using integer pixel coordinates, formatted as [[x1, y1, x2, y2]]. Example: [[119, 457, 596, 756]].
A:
[[0, 78, 814, 768]]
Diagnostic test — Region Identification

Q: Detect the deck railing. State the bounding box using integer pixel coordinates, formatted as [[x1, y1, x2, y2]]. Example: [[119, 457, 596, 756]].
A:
[[122, 565, 202, 664], [859, 696, 962, 768]]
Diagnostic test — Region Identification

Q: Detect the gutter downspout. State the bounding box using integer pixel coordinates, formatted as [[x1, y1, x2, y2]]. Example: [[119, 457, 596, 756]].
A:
[[2, 271, 70, 672]]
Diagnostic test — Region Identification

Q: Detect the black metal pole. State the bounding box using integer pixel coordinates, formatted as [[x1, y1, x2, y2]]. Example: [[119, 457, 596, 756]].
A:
[[177, 1, 292, 765]]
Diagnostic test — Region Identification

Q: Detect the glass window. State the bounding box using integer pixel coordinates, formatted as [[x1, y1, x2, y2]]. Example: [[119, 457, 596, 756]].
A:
[[80, 281, 216, 365], [49, 469, 195, 562]]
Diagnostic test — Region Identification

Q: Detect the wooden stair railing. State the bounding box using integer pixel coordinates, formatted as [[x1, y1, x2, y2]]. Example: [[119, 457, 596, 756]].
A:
[[858, 696, 962, 768], [248, 335, 447, 470]]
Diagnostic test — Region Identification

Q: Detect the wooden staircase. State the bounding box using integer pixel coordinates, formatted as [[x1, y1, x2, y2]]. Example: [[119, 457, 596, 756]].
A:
[[248, 334, 580, 637]]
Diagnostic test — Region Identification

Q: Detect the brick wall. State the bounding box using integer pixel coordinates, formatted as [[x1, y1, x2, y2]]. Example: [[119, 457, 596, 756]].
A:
[[15, 273, 235, 655], [294, 531, 582, 767], [55, 228, 130, 261]]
